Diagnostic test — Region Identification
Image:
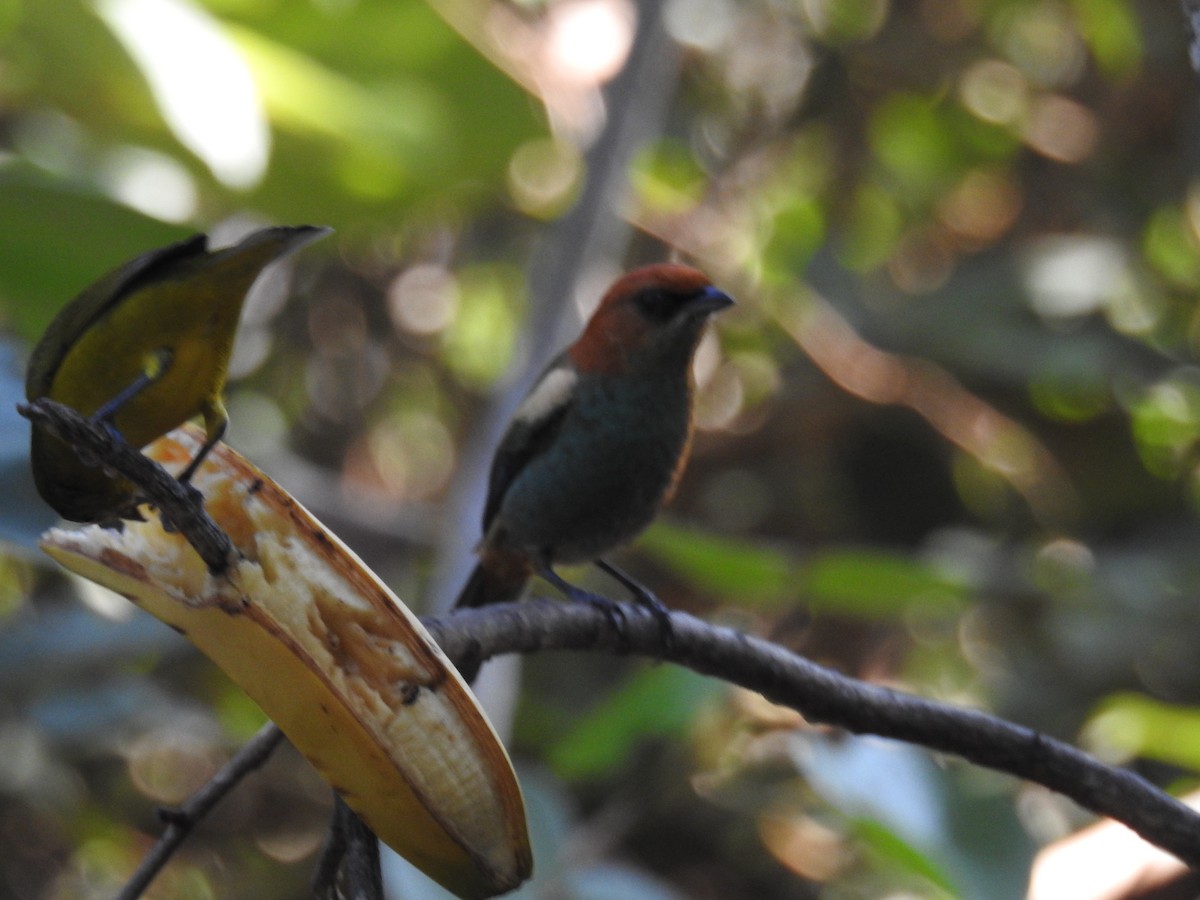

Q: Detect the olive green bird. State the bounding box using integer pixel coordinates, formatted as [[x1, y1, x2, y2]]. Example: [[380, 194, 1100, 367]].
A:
[[26, 225, 330, 522]]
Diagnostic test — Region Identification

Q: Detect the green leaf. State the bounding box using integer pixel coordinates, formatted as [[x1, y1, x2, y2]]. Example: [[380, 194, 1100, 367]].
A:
[[869, 94, 959, 196], [802, 736, 1032, 899], [638, 521, 795, 606], [763, 197, 826, 283], [548, 666, 722, 780], [1129, 377, 1200, 478], [801, 550, 968, 617], [442, 264, 523, 389], [1071, 0, 1142, 79], [631, 138, 707, 214], [1086, 692, 1200, 771], [0, 168, 190, 340], [837, 181, 903, 271], [1143, 206, 1200, 288], [853, 817, 956, 894]]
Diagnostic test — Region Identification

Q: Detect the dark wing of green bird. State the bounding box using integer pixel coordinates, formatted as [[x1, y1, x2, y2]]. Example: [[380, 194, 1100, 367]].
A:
[[24, 233, 209, 400]]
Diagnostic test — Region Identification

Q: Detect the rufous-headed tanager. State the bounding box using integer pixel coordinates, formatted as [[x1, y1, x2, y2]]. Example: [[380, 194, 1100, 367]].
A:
[[455, 264, 734, 628]]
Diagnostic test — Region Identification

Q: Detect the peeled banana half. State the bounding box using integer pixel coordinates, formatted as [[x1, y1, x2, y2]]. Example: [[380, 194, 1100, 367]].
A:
[[39, 426, 531, 899]]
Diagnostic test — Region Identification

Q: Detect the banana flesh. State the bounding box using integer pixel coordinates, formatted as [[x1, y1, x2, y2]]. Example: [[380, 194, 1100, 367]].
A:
[[39, 426, 531, 899]]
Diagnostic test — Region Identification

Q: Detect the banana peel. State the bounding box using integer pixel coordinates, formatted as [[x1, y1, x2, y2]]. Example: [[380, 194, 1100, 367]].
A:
[[39, 426, 531, 899]]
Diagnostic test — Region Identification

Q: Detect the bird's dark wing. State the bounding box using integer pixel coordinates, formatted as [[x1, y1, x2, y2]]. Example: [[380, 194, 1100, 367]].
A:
[[25, 234, 209, 398], [482, 357, 576, 531]]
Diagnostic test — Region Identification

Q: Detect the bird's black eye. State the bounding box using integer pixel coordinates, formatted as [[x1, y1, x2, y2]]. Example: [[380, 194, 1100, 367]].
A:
[[633, 287, 685, 323]]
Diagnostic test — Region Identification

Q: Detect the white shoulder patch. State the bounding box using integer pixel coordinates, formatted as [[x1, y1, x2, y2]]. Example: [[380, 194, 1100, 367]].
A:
[[513, 365, 577, 426]]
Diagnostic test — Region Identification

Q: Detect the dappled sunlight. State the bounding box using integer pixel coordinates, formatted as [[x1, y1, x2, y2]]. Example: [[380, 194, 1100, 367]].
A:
[[544, 0, 634, 86], [506, 136, 582, 217], [97, 146, 198, 223], [1023, 93, 1098, 163], [959, 59, 1030, 127], [776, 294, 1079, 527], [96, 0, 268, 189], [937, 168, 1023, 247], [126, 727, 221, 806], [387, 264, 460, 337], [438, 0, 635, 137], [363, 409, 457, 503], [759, 813, 850, 882], [1022, 235, 1133, 321], [994, 2, 1087, 88], [663, 0, 737, 52], [1029, 801, 1194, 900]]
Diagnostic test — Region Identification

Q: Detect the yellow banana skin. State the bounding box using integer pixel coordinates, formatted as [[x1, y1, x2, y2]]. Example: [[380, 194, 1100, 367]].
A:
[[39, 427, 531, 899]]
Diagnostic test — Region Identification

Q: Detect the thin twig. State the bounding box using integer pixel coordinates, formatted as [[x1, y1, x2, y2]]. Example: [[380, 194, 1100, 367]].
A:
[[423, 600, 1200, 870], [116, 723, 285, 900], [18, 398, 235, 573]]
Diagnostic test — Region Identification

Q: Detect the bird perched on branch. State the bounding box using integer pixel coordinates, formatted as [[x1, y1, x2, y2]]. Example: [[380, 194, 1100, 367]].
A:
[[454, 263, 734, 627], [26, 225, 330, 522]]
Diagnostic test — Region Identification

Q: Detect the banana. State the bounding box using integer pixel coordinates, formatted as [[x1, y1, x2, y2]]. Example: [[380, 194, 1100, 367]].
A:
[[39, 426, 531, 899]]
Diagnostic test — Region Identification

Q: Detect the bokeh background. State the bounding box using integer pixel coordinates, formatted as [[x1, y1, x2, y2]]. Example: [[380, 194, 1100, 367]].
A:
[[2, 0, 1200, 896]]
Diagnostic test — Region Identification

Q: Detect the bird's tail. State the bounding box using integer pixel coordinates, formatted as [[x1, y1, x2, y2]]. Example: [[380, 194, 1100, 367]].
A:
[[453, 558, 529, 683], [454, 558, 528, 609]]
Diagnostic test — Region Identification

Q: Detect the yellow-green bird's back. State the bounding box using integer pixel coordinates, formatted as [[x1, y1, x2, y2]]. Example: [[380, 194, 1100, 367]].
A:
[[27, 225, 330, 522]]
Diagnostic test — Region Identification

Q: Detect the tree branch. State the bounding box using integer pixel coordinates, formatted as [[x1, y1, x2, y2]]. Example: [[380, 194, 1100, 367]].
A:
[[115, 722, 285, 900], [18, 398, 235, 574], [311, 796, 384, 900], [122, 599, 1200, 896], [423, 600, 1200, 870]]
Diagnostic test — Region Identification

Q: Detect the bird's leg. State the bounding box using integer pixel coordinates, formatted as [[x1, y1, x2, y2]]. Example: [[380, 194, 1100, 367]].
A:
[[89, 374, 151, 445], [160, 419, 224, 532], [595, 559, 674, 652], [94, 347, 210, 527], [76, 352, 174, 520], [178, 417, 227, 485], [90, 347, 174, 435], [537, 564, 629, 643]]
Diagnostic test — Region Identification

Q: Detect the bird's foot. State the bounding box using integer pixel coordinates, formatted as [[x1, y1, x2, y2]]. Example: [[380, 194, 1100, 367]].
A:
[[538, 565, 630, 646], [631, 587, 675, 655], [180, 479, 205, 508], [574, 588, 629, 642], [160, 480, 206, 534], [595, 559, 675, 655]]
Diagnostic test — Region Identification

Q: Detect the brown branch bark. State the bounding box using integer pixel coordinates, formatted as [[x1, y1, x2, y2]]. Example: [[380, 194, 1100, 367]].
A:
[[424, 600, 1200, 871], [311, 796, 384, 900], [115, 722, 285, 900], [18, 398, 235, 574], [118, 599, 1200, 897]]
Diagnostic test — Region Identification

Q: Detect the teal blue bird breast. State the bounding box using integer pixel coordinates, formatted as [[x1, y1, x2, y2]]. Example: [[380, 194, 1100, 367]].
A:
[[496, 366, 693, 564]]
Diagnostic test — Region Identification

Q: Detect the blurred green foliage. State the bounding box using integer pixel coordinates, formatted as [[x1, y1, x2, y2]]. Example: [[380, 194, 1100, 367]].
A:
[[4, 0, 1200, 897]]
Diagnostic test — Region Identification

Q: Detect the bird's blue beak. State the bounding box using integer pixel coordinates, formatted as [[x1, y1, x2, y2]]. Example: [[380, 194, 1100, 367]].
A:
[[694, 285, 735, 314]]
